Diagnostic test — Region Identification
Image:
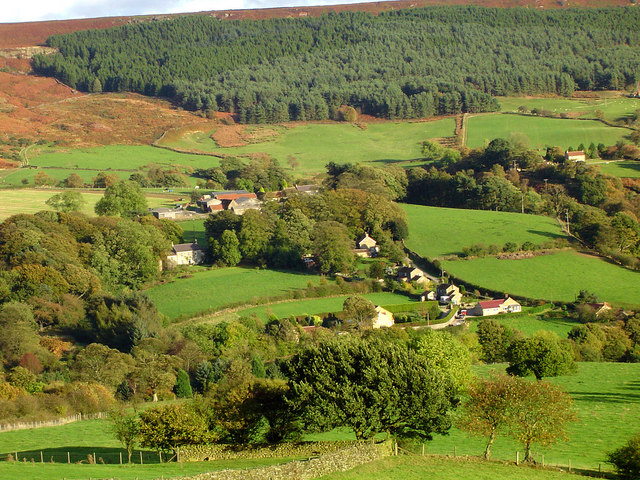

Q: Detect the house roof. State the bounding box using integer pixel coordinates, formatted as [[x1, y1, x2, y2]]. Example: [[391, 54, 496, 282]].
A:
[[233, 196, 261, 205], [210, 190, 250, 195], [151, 207, 173, 213], [296, 184, 319, 193], [566, 150, 586, 156], [478, 299, 506, 309], [172, 242, 202, 253]]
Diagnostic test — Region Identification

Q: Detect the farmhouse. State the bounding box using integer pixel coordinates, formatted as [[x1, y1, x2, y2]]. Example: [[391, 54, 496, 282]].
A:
[[197, 190, 258, 213], [471, 297, 522, 316], [588, 302, 613, 317], [397, 266, 428, 285], [228, 196, 262, 215], [354, 233, 380, 258], [420, 290, 437, 302], [166, 242, 205, 266], [150, 207, 180, 219], [436, 283, 462, 305], [372, 306, 394, 328], [565, 150, 586, 162]]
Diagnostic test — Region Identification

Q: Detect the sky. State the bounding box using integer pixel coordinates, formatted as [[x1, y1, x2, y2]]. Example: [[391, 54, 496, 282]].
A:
[[2, 0, 376, 23]]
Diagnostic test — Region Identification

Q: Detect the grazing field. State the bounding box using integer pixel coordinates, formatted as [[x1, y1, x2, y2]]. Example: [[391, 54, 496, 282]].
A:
[[315, 363, 640, 472], [0, 419, 296, 480], [177, 218, 207, 246], [163, 120, 456, 175], [30, 145, 220, 171], [466, 113, 629, 150], [498, 95, 640, 122], [403, 204, 566, 259], [426, 362, 640, 471], [442, 250, 640, 306], [0, 189, 170, 221], [0, 167, 131, 187], [321, 455, 580, 480], [467, 311, 579, 338], [594, 159, 640, 178], [146, 267, 325, 319], [230, 292, 418, 320]]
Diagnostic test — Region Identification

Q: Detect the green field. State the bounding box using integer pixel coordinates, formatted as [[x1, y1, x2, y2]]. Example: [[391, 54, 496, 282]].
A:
[[322, 455, 580, 480], [593, 159, 640, 178], [498, 95, 640, 122], [0, 189, 171, 221], [315, 363, 640, 472], [146, 267, 326, 319], [164, 120, 456, 175], [231, 292, 418, 320], [466, 113, 630, 150], [426, 362, 640, 471], [442, 250, 640, 306], [30, 145, 220, 171], [0, 419, 295, 480], [467, 311, 579, 338], [403, 204, 567, 259], [0, 167, 131, 187]]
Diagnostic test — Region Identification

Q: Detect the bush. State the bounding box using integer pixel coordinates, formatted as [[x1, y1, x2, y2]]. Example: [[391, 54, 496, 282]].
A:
[[608, 434, 640, 479]]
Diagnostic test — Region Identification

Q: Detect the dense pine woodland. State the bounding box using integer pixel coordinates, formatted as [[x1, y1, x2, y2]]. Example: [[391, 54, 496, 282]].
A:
[[34, 7, 640, 122]]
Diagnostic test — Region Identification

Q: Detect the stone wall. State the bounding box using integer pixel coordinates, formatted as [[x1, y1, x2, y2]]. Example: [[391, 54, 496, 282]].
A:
[[184, 440, 392, 480]]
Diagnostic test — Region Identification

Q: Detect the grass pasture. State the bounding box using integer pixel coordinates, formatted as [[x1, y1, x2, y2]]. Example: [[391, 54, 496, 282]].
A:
[[0, 419, 297, 480], [229, 292, 417, 321], [498, 95, 640, 123], [403, 204, 566, 259], [466, 113, 629, 150], [425, 362, 640, 471], [146, 267, 326, 320], [0, 189, 172, 221], [321, 455, 580, 480], [467, 311, 579, 338], [0, 167, 130, 187], [594, 159, 640, 178], [442, 250, 640, 306], [163, 120, 456, 175]]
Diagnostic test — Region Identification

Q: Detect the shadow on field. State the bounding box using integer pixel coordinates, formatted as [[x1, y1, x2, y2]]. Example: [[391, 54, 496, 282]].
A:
[[1, 447, 163, 465], [569, 391, 640, 404], [526, 229, 565, 239]]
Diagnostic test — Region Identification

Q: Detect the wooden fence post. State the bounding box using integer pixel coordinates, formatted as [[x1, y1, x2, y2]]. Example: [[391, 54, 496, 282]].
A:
[[140, 451, 143, 464], [422, 444, 425, 456], [516, 451, 519, 465], [119, 452, 122, 464], [67, 451, 70, 464], [159, 451, 162, 463], [40, 451, 43, 463]]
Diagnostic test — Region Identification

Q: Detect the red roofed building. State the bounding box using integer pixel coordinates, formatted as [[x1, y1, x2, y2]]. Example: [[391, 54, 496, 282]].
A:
[[471, 297, 521, 316]]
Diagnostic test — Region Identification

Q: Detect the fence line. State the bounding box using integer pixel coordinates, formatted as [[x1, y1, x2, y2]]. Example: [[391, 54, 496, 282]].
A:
[[0, 411, 107, 432]]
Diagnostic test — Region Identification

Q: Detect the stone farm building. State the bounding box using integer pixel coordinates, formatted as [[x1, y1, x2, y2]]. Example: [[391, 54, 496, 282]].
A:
[[166, 242, 205, 266], [565, 150, 586, 162], [354, 233, 380, 258], [197, 190, 259, 214], [470, 297, 522, 316], [372, 306, 394, 328]]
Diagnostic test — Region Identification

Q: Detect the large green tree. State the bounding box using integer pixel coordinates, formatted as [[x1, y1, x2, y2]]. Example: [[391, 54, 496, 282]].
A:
[[506, 331, 576, 380], [283, 337, 458, 440], [95, 180, 147, 217]]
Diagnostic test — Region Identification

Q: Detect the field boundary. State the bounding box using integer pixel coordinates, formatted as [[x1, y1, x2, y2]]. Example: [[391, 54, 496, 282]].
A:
[[0, 411, 106, 432]]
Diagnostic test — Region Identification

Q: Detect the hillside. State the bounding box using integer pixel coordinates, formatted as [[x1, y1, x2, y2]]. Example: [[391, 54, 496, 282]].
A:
[[0, 0, 632, 49]]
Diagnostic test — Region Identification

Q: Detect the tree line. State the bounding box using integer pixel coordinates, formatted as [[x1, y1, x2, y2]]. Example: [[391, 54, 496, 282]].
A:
[[31, 7, 640, 122]]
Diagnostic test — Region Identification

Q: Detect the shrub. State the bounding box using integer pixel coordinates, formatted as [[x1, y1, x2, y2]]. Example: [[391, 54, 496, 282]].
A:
[[608, 434, 640, 479]]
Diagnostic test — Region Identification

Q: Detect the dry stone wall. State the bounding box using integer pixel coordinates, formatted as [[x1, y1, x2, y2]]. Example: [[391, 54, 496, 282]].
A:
[[184, 440, 392, 480]]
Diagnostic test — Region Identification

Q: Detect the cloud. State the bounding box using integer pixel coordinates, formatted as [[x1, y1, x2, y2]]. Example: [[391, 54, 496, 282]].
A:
[[2, 0, 376, 23]]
